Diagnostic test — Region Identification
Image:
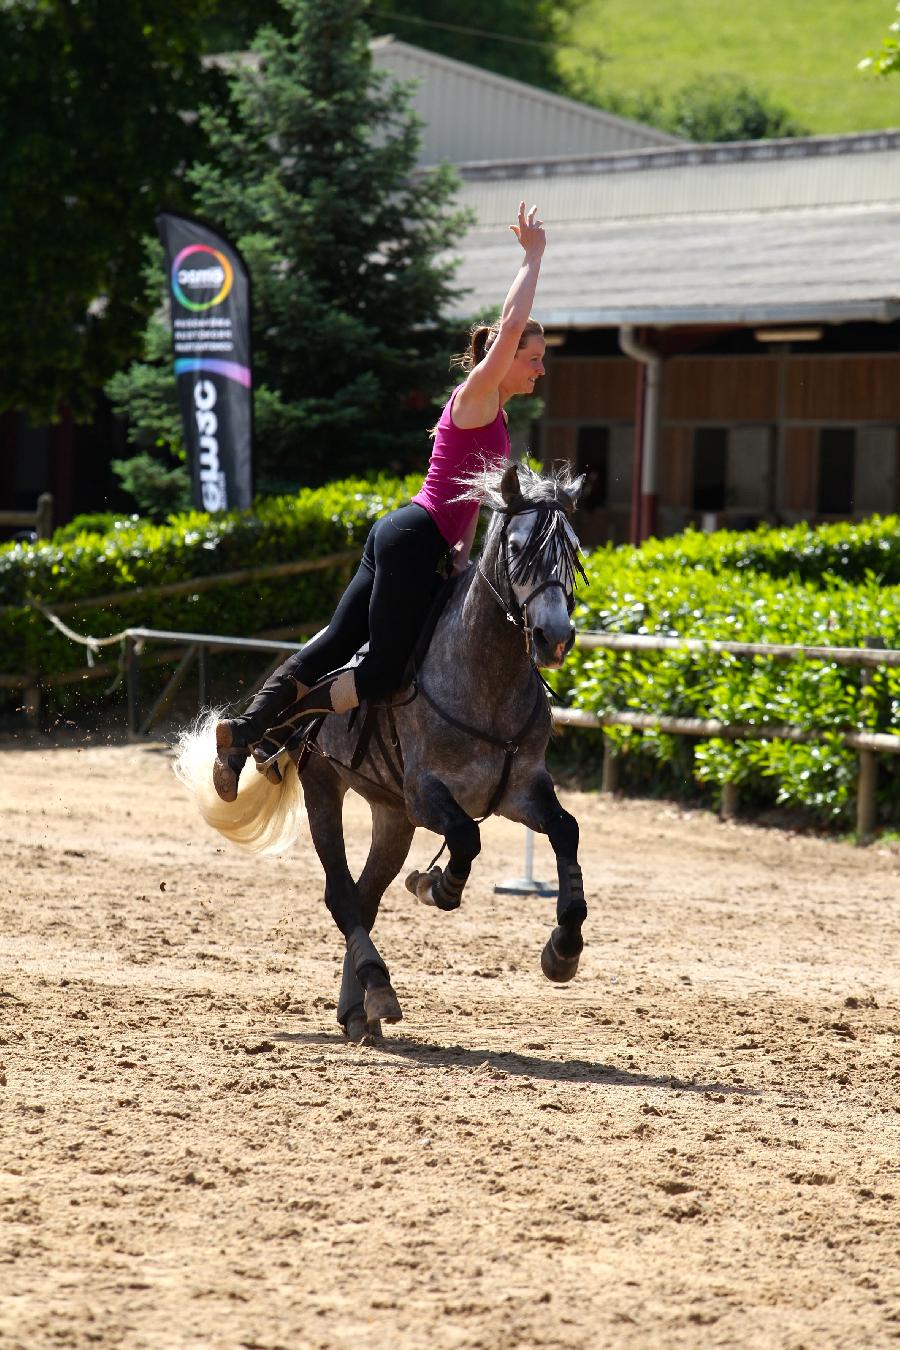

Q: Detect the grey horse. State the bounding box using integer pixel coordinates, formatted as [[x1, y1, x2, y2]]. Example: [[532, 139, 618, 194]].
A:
[[288, 461, 588, 1042]]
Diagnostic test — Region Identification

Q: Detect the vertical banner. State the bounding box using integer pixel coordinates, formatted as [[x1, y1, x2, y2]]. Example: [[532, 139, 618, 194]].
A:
[[156, 212, 253, 512]]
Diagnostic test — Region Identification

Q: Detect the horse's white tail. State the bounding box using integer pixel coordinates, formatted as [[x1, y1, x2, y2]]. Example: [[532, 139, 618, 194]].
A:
[[172, 709, 306, 855]]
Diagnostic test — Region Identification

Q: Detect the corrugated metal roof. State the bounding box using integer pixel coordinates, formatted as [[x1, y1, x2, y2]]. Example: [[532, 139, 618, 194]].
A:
[[453, 132, 900, 225], [370, 37, 682, 165], [450, 204, 900, 326]]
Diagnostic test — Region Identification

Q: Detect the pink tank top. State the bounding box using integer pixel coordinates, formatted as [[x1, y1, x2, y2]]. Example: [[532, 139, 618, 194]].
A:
[[411, 386, 511, 548]]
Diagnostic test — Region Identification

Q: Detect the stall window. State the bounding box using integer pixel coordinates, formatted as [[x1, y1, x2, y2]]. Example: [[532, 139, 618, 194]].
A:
[[692, 427, 727, 511], [817, 428, 855, 515], [576, 425, 609, 510]]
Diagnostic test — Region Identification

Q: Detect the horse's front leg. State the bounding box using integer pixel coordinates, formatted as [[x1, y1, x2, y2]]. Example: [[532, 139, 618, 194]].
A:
[[511, 770, 586, 983], [404, 772, 481, 912]]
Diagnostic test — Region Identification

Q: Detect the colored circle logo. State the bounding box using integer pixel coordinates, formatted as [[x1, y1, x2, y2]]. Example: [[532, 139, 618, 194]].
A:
[[171, 244, 234, 312]]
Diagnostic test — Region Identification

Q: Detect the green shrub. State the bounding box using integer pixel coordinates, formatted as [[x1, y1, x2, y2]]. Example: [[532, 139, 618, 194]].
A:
[[0, 473, 420, 694], [551, 540, 899, 826], [50, 513, 141, 545], [632, 515, 900, 585]]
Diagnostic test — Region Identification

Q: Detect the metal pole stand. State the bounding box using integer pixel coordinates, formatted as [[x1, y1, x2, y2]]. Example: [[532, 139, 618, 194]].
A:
[[494, 828, 558, 897]]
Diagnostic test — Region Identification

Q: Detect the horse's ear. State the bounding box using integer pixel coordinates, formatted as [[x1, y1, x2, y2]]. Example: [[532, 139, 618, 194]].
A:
[[500, 463, 520, 506], [561, 473, 586, 515]]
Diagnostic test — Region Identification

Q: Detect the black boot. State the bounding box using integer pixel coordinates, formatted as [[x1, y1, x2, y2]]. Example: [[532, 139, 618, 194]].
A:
[[212, 671, 309, 802], [247, 669, 359, 777]]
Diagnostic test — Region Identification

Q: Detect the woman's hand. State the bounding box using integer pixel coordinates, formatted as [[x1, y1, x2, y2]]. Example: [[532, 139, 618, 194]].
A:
[[509, 200, 545, 258]]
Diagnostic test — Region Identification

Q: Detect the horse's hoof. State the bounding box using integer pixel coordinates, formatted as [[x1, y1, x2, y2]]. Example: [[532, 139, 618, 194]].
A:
[[405, 867, 440, 906], [364, 983, 403, 1024], [362, 1019, 383, 1045], [342, 1006, 369, 1043], [540, 930, 581, 984]]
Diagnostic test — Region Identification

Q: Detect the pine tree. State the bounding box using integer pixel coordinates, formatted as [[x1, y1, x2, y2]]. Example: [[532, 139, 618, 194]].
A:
[[109, 0, 469, 495]]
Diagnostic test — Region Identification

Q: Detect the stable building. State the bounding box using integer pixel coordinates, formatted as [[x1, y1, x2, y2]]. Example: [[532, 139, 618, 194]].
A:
[[450, 131, 900, 543]]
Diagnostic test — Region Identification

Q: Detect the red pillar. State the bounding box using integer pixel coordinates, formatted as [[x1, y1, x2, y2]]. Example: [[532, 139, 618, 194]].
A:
[[629, 362, 645, 546]]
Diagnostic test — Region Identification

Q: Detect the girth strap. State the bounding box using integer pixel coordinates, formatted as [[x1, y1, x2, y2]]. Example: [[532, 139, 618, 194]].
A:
[[416, 672, 547, 820]]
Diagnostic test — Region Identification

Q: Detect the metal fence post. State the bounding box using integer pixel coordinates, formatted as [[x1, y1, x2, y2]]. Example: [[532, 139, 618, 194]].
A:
[[494, 828, 557, 897], [197, 644, 208, 712]]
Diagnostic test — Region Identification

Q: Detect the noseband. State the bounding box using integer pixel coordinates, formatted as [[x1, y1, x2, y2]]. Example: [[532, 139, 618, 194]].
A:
[[477, 501, 583, 661]]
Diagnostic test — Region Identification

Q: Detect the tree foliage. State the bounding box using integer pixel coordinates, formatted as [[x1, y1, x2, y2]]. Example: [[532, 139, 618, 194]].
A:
[[858, 2, 900, 75], [109, 0, 470, 494], [576, 76, 809, 142], [199, 0, 584, 93], [366, 1, 583, 93], [0, 0, 221, 422], [664, 78, 809, 141]]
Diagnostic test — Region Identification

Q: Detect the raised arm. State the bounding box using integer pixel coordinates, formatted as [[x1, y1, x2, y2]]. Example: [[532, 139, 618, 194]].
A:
[[453, 202, 545, 428]]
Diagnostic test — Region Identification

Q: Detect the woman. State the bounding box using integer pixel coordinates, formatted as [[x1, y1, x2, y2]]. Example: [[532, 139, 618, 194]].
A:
[[213, 201, 547, 801]]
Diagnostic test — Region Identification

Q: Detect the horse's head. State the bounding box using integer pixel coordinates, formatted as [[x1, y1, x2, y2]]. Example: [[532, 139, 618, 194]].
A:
[[471, 462, 585, 669]]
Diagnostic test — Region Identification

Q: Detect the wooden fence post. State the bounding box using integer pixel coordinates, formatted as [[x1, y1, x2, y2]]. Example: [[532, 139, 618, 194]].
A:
[[23, 683, 41, 729], [721, 781, 740, 820], [125, 638, 141, 739], [601, 734, 619, 793], [856, 635, 885, 842], [35, 493, 53, 540]]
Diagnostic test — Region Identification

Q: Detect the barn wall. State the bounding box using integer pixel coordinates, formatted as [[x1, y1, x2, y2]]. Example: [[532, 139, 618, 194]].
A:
[[542, 348, 900, 540]]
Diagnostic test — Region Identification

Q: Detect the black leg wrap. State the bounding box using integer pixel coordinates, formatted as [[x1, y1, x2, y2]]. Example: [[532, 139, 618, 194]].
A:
[[346, 925, 403, 1025], [556, 859, 587, 928], [432, 866, 466, 912], [546, 809, 579, 858], [346, 924, 389, 981], [337, 950, 365, 1026], [445, 818, 481, 874]]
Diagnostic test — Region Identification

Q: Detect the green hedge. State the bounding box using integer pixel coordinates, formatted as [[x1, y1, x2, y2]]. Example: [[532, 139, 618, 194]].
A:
[[552, 527, 900, 825], [3, 492, 898, 826], [631, 515, 900, 585], [0, 474, 420, 686]]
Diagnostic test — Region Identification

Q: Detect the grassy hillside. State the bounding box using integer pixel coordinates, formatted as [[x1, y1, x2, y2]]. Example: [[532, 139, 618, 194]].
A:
[[561, 0, 900, 135]]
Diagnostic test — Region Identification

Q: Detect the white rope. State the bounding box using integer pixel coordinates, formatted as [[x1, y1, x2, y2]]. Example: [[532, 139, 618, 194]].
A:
[[29, 599, 139, 669]]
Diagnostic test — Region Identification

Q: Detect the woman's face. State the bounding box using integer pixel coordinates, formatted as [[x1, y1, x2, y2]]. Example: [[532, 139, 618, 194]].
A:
[[508, 333, 546, 396]]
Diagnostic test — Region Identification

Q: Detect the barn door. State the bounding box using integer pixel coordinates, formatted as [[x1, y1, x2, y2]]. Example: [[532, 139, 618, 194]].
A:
[[728, 426, 772, 513], [855, 427, 898, 516]]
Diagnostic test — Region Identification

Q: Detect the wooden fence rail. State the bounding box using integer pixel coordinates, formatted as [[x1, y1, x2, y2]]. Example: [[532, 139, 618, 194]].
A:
[[0, 493, 53, 541], [0, 549, 361, 723], [556, 630, 900, 839], [6, 569, 898, 837]]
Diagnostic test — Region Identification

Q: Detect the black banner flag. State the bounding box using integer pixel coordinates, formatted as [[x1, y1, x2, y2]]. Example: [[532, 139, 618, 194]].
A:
[[157, 212, 253, 512]]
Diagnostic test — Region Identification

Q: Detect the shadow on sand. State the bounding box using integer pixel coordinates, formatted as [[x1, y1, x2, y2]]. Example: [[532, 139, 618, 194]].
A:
[[270, 1028, 756, 1096]]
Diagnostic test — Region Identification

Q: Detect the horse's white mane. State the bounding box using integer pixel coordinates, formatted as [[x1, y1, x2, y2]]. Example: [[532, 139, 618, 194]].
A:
[[453, 461, 582, 512]]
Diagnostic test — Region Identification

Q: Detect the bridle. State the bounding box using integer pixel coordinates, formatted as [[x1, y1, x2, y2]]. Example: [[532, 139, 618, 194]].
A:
[[477, 500, 584, 662]]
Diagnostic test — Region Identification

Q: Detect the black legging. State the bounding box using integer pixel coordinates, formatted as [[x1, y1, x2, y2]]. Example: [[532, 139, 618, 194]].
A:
[[235, 502, 448, 735]]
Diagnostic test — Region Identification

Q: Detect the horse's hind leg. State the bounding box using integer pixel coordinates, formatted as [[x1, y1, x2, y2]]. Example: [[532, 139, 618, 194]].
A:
[[404, 772, 481, 911], [301, 758, 403, 1030], [338, 802, 415, 1043]]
